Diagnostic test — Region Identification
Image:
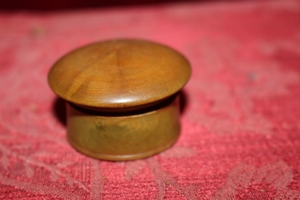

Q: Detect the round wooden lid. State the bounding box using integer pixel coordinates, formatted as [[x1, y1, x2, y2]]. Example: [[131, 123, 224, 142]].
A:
[[48, 39, 191, 109]]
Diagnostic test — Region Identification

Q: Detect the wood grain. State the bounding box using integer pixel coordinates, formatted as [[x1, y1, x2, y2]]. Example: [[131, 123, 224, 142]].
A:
[[48, 39, 191, 108], [67, 97, 181, 161], [48, 39, 191, 160]]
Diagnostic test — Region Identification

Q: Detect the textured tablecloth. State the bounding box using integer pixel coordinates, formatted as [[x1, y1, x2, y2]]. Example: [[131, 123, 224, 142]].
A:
[[1, 1, 300, 199]]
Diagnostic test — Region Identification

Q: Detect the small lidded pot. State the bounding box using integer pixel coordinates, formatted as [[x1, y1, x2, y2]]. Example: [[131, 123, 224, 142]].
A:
[[48, 39, 191, 161]]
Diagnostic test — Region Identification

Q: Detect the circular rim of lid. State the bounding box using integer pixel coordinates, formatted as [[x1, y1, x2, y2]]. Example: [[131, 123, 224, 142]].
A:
[[48, 39, 191, 109]]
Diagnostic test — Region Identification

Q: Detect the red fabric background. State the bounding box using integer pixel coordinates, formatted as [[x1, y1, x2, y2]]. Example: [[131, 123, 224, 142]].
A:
[[1, 1, 300, 199]]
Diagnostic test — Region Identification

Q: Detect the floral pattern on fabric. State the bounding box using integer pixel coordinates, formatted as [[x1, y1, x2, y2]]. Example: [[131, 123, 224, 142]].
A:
[[0, 1, 300, 199]]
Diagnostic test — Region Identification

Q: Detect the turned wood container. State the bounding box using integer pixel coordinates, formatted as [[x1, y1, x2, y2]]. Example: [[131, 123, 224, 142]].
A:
[[48, 39, 191, 161]]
